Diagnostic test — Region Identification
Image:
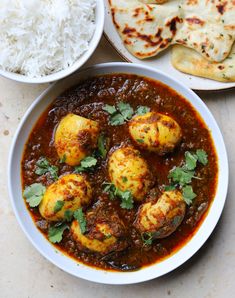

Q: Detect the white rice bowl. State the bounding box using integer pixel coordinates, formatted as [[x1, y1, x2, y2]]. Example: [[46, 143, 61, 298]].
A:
[[0, 0, 103, 81]]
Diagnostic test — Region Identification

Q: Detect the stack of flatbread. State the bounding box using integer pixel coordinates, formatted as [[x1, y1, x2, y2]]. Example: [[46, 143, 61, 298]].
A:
[[109, 0, 235, 82]]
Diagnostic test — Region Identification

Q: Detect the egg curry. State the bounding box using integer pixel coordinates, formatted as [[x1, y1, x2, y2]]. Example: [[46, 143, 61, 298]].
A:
[[22, 74, 218, 271]]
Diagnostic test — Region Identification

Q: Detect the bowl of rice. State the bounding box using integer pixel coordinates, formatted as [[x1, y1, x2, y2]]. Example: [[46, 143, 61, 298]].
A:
[[0, 0, 104, 84]]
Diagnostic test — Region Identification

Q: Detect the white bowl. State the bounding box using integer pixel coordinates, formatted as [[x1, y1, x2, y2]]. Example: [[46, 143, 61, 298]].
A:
[[0, 0, 104, 84], [8, 62, 228, 284]]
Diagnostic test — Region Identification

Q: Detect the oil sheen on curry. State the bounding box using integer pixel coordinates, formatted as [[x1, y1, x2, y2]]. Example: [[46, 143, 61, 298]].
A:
[[22, 74, 218, 271]]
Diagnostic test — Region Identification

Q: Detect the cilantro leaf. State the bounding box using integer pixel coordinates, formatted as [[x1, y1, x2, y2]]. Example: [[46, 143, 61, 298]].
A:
[[48, 165, 59, 180], [166, 149, 208, 206], [164, 185, 176, 191], [103, 102, 134, 126], [74, 165, 86, 173], [23, 183, 46, 207], [81, 156, 97, 168], [109, 113, 125, 126], [59, 154, 67, 164], [117, 102, 134, 120], [119, 190, 134, 210], [122, 176, 128, 183], [103, 103, 151, 126], [35, 157, 58, 180], [74, 156, 97, 173], [135, 106, 150, 116], [35, 157, 50, 175], [54, 200, 65, 213], [136, 138, 144, 143], [185, 151, 198, 170], [74, 208, 87, 234], [64, 210, 74, 222], [141, 232, 153, 246], [103, 104, 117, 115], [48, 223, 69, 243], [35, 168, 47, 175], [168, 167, 195, 185], [182, 185, 197, 205], [97, 134, 107, 158], [102, 182, 116, 200], [102, 182, 134, 209], [196, 149, 208, 165]]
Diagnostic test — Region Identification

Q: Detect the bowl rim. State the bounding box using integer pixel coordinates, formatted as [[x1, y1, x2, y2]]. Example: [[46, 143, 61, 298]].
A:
[[8, 62, 229, 284], [0, 0, 105, 84]]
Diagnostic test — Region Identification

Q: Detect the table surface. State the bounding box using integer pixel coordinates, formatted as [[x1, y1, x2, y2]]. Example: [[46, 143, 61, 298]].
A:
[[0, 37, 235, 298]]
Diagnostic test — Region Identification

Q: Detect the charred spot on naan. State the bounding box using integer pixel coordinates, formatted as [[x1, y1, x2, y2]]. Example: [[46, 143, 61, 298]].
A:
[[111, 8, 120, 30], [216, 1, 228, 15], [185, 17, 205, 26], [185, 0, 199, 5], [134, 8, 155, 23], [122, 26, 164, 48], [167, 16, 183, 34], [121, 16, 182, 58]]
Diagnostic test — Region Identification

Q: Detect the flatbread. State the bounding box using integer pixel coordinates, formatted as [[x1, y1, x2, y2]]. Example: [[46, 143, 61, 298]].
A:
[[109, 0, 235, 62], [176, 0, 235, 63], [109, 0, 182, 58], [171, 44, 235, 82]]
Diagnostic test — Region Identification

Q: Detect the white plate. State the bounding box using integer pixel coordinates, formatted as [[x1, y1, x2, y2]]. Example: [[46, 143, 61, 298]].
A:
[[104, 0, 235, 91], [8, 63, 228, 284]]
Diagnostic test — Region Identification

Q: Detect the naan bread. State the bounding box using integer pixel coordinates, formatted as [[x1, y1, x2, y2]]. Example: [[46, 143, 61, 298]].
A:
[[109, 0, 182, 58], [172, 44, 235, 82], [176, 0, 235, 62], [109, 0, 235, 62]]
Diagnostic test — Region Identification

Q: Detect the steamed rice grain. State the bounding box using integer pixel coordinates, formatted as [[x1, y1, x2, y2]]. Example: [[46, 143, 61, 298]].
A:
[[0, 0, 96, 78]]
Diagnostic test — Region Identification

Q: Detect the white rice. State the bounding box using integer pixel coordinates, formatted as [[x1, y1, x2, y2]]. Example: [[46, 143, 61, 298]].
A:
[[0, 0, 96, 78]]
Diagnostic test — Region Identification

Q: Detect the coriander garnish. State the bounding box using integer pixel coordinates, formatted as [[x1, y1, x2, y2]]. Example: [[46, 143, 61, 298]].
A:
[[59, 154, 67, 164], [185, 151, 198, 170], [166, 149, 208, 205], [141, 232, 153, 246], [35, 157, 58, 180], [122, 176, 128, 183], [182, 185, 197, 205], [136, 138, 144, 143], [168, 167, 195, 186], [102, 182, 134, 210], [102, 104, 117, 115], [196, 149, 208, 165], [74, 156, 97, 173], [74, 208, 87, 234], [103, 102, 150, 126], [117, 102, 134, 121], [54, 200, 65, 213], [103, 102, 133, 126], [119, 190, 134, 210], [135, 106, 150, 116], [97, 134, 108, 158], [164, 185, 176, 191], [48, 222, 69, 243], [23, 183, 46, 207], [64, 210, 74, 222]]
